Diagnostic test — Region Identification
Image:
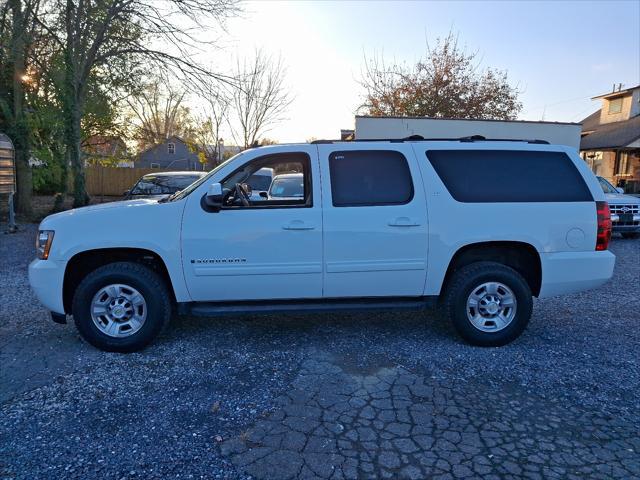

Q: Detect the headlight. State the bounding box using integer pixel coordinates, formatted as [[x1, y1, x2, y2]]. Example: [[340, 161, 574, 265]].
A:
[[36, 230, 55, 260]]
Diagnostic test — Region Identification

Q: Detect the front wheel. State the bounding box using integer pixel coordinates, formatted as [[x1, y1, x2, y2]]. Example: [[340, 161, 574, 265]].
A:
[[445, 262, 533, 347], [72, 262, 172, 352]]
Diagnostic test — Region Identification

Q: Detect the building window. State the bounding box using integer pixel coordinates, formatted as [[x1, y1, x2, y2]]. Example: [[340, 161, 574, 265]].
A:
[[150, 163, 160, 169], [167, 142, 175, 154], [608, 97, 623, 114], [614, 152, 633, 176], [584, 151, 603, 176]]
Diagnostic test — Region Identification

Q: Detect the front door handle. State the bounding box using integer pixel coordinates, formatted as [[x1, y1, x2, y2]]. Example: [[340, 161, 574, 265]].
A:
[[283, 220, 315, 230], [388, 217, 420, 227]]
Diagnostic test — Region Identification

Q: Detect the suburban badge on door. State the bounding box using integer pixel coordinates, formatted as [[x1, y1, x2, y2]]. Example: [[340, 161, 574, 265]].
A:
[[190, 258, 247, 264]]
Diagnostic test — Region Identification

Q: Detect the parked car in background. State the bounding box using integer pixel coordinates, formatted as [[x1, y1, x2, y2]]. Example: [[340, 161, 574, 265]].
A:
[[124, 172, 207, 200], [246, 167, 274, 201], [597, 176, 640, 238], [29, 138, 616, 352], [267, 173, 304, 199]]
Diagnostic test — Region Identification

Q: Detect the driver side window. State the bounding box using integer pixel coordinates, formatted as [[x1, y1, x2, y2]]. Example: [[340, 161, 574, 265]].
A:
[[221, 152, 312, 208]]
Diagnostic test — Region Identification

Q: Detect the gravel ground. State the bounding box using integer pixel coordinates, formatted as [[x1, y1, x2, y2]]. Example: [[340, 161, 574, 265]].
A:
[[1, 224, 639, 479]]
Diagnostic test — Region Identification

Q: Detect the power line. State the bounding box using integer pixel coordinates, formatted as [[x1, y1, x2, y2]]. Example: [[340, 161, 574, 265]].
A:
[[521, 93, 594, 115]]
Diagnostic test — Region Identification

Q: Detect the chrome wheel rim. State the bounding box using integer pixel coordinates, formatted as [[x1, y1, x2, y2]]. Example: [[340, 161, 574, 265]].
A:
[[466, 282, 517, 333], [90, 284, 147, 338]]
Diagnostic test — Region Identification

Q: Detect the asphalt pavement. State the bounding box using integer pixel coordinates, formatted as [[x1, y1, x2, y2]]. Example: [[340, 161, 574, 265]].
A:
[[1, 224, 639, 479]]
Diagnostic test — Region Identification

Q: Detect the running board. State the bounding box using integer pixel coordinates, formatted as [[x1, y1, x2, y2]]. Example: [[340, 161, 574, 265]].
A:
[[180, 296, 438, 317]]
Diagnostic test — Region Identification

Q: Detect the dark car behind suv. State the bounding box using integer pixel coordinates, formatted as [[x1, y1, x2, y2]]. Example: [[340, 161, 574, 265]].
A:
[[124, 172, 207, 200]]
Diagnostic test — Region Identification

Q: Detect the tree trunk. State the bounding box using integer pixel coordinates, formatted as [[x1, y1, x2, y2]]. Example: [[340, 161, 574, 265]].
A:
[[9, 0, 33, 216], [13, 133, 33, 216], [67, 102, 88, 207], [63, 6, 89, 209]]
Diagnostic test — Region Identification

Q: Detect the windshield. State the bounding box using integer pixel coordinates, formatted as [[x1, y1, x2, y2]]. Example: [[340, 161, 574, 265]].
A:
[[131, 174, 203, 195], [269, 176, 304, 198], [598, 176, 618, 194], [166, 155, 239, 202]]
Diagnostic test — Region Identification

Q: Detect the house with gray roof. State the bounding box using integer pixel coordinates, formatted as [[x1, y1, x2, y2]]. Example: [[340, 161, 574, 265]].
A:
[[580, 84, 640, 194], [135, 136, 205, 171]]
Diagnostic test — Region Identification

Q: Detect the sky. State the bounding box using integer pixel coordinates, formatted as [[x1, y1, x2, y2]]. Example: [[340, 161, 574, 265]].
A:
[[195, 0, 640, 143]]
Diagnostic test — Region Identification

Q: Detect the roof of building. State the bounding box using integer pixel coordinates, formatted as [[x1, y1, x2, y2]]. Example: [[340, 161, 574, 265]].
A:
[[137, 135, 191, 158], [340, 129, 355, 141], [591, 84, 640, 100], [355, 115, 581, 126], [580, 109, 640, 150]]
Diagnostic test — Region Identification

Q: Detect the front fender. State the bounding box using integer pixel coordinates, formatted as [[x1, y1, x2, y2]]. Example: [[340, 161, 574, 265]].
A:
[[40, 199, 191, 302]]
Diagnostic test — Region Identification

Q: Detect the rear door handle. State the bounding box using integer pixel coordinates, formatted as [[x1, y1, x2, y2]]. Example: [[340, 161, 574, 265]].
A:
[[388, 217, 420, 227], [283, 220, 315, 230]]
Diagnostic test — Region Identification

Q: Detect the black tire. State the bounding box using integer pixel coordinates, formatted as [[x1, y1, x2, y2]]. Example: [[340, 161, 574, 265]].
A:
[[621, 232, 639, 239], [445, 261, 533, 347], [72, 262, 172, 352]]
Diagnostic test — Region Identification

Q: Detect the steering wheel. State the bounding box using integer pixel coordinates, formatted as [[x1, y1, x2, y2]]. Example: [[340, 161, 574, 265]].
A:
[[234, 183, 251, 207]]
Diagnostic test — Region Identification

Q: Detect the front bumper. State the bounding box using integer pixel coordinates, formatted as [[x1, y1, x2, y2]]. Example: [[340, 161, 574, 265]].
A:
[[538, 250, 616, 298], [611, 213, 640, 232], [28, 258, 67, 314]]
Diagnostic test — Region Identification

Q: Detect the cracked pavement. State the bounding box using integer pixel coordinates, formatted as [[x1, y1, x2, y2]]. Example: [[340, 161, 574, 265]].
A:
[[222, 354, 639, 479], [1, 224, 639, 479]]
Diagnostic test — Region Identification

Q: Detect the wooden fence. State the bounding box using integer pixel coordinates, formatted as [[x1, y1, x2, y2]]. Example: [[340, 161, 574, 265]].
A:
[[84, 166, 169, 197]]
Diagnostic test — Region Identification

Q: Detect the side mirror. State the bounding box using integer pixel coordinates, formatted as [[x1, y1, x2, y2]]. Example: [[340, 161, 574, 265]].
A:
[[616, 187, 625, 194], [123, 190, 130, 197], [203, 183, 224, 211], [259, 191, 268, 199]]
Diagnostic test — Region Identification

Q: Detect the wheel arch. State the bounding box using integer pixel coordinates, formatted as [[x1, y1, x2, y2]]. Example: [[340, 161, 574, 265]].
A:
[[63, 248, 176, 313], [442, 241, 542, 297]]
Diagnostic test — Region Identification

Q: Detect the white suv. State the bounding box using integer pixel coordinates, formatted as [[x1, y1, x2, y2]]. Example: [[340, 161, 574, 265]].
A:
[[29, 137, 616, 352]]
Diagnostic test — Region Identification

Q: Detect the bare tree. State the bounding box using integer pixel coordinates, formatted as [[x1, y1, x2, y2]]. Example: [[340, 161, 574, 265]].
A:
[[45, 0, 239, 206], [196, 81, 231, 165], [359, 32, 522, 120], [128, 79, 197, 151], [229, 50, 292, 149]]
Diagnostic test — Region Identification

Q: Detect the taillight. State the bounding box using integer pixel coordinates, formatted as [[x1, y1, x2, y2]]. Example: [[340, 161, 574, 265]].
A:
[[595, 201, 611, 251]]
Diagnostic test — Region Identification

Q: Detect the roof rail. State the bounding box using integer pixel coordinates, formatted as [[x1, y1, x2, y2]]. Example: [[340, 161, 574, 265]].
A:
[[310, 135, 550, 145]]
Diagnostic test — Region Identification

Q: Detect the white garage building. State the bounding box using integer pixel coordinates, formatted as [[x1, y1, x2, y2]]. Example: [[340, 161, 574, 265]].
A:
[[354, 116, 582, 150]]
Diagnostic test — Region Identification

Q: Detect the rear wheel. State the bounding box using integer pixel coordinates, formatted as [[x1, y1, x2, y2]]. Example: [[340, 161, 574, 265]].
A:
[[445, 261, 533, 347], [621, 232, 639, 239], [72, 262, 172, 352]]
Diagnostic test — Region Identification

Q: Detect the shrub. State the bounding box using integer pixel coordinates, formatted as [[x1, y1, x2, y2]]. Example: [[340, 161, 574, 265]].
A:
[[31, 149, 66, 195]]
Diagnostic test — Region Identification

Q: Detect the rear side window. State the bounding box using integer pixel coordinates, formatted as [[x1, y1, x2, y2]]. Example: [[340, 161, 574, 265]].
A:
[[329, 150, 413, 207], [426, 150, 593, 203]]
